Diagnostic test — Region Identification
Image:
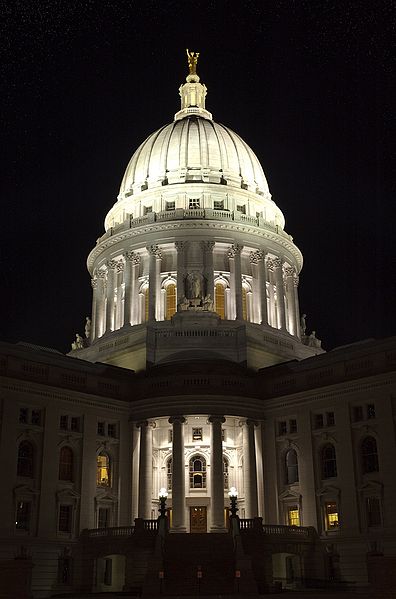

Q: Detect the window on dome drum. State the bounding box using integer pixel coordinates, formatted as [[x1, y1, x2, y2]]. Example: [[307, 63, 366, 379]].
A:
[[166, 283, 177, 320], [361, 436, 379, 473], [278, 421, 287, 436], [367, 404, 376, 419], [285, 449, 299, 484], [166, 201, 175, 211], [192, 427, 203, 441], [60, 415, 68, 430], [215, 283, 225, 319], [107, 423, 116, 438], [223, 457, 229, 489], [315, 414, 324, 429], [58, 505, 72, 533], [59, 446, 74, 482], [143, 205, 152, 215], [325, 502, 339, 529], [97, 422, 105, 436], [19, 407, 28, 424], [97, 453, 110, 487], [214, 200, 224, 210], [289, 419, 297, 433], [167, 458, 172, 491], [31, 410, 41, 426], [326, 412, 335, 427], [70, 417, 80, 432], [189, 198, 200, 209], [98, 507, 110, 529], [288, 506, 300, 527], [189, 455, 206, 489], [366, 496, 381, 527], [17, 441, 34, 478], [242, 288, 248, 320], [15, 500, 31, 531], [321, 444, 337, 479], [236, 204, 246, 214]]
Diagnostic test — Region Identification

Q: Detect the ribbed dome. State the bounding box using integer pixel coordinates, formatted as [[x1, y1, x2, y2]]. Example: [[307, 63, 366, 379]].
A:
[[118, 116, 270, 199]]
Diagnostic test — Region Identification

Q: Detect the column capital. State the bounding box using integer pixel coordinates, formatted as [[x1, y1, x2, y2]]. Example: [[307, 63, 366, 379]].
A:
[[227, 244, 243, 259], [124, 251, 141, 265], [168, 416, 186, 425], [91, 277, 98, 289], [147, 244, 162, 259], [246, 418, 259, 428], [136, 420, 156, 429], [97, 269, 107, 279], [284, 266, 295, 278], [201, 240, 215, 251], [208, 415, 226, 424], [107, 259, 119, 271], [250, 249, 265, 264], [175, 240, 188, 251], [293, 274, 300, 287]]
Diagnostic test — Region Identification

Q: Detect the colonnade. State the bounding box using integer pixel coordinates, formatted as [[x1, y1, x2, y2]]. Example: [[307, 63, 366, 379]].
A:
[[90, 242, 300, 341], [135, 416, 260, 532]]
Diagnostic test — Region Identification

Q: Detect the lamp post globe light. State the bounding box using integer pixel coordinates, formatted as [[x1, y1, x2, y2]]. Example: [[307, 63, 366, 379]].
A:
[[228, 487, 238, 517]]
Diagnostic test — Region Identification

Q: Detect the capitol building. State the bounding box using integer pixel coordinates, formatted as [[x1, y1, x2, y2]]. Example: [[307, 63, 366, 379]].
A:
[[1, 52, 395, 598]]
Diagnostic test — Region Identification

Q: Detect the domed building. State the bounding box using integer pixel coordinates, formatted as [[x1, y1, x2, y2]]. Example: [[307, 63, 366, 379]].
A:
[[1, 53, 396, 598]]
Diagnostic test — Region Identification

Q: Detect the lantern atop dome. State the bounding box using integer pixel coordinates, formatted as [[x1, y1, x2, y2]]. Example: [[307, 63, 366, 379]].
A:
[[175, 49, 212, 121]]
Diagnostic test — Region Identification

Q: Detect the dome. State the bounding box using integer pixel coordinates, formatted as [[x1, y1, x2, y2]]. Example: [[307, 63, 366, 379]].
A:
[[118, 117, 270, 199]]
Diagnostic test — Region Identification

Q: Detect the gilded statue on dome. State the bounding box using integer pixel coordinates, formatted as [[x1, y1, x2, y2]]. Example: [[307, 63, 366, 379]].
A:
[[186, 49, 199, 75]]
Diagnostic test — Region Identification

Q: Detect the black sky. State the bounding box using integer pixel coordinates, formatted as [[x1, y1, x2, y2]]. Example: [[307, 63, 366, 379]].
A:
[[1, 0, 395, 353]]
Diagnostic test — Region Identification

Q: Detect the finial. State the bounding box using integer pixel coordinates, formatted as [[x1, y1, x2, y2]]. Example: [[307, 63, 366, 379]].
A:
[[186, 49, 199, 76]]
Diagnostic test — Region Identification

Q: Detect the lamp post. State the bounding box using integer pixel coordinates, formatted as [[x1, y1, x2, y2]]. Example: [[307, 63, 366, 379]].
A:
[[228, 487, 238, 517], [158, 487, 168, 518]]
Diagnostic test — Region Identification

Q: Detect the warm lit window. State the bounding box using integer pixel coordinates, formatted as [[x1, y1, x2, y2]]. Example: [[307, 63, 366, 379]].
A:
[[58, 505, 72, 533], [166, 283, 177, 320], [192, 427, 203, 441], [325, 502, 339, 529], [98, 507, 110, 529], [361, 436, 379, 473], [167, 458, 172, 491], [366, 496, 381, 527], [97, 453, 110, 487], [189, 455, 206, 489], [223, 457, 229, 490], [286, 449, 299, 484], [288, 506, 300, 526], [59, 446, 74, 481], [15, 501, 31, 531], [215, 283, 225, 319], [321, 444, 337, 479], [17, 441, 34, 478]]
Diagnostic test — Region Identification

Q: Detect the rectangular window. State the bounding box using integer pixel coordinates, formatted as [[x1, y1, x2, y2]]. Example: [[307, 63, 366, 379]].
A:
[[98, 507, 110, 529], [189, 198, 200, 209], [288, 506, 300, 526], [326, 412, 335, 427], [15, 501, 31, 531], [58, 505, 72, 533], [143, 205, 152, 215], [168, 429, 173, 443], [214, 200, 224, 210], [192, 427, 203, 441], [353, 406, 363, 422], [107, 423, 116, 438], [166, 201, 175, 211], [367, 404, 376, 419], [315, 414, 324, 429], [19, 408, 28, 424], [70, 416, 79, 432], [60, 415, 68, 430], [289, 419, 297, 434], [278, 421, 287, 436], [97, 422, 105, 436], [325, 502, 339, 529], [236, 204, 246, 214], [31, 409, 41, 426], [366, 497, 381, 528]]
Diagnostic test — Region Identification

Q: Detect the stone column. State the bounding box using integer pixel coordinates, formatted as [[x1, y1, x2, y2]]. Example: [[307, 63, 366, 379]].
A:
[[209, 415, 226, 531], [175, 241, 187, 303], [284, 266, 297, 336], [266, 261, 276, 328], [137, 421, 153, 519], [115, 261, 124, 330], [250, 250, 268, 325], [90, 276, 97, 341], [272, 257, 286, 331], [105, 260, 118, 333], [123, 251, 141, 326], [202, 241, 215, 301], [294, 274, 301, 339], [243, 419, 258, 518], [94, 270, 106, 339], [228, 244, 243, 320], [147, 245, 162, 321], [169, 416, 186, 531]]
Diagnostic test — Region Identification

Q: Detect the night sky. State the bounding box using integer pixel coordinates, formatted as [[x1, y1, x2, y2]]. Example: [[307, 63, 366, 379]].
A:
[[2, 1, 395, 354]]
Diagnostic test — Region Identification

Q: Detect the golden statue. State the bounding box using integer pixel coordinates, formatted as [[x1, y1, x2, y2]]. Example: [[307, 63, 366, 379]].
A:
[[186, 49, 199, 75]]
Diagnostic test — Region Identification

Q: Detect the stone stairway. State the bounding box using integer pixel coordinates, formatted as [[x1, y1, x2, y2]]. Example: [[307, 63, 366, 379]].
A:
[[163, 533, 236, 596]]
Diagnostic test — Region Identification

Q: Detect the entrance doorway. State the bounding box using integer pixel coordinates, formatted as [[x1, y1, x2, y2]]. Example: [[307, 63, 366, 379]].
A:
[[190, 506, 207, 533]]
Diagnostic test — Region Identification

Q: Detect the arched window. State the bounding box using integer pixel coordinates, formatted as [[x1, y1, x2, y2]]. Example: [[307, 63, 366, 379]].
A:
[[215, 283, 225, 319], [285, 449, 299, 484], [189, 455, 206, 489], [59, 446, 74, 481], [167, 458, 172, 491], [321, 444, 337, 479], [17, 441, 34, 477], [242, 287, 248, 321], [361, 436, 379, 473], [165, 283, 176, 320], [97, 452, 111, 487], [223, 457, 229, 490]]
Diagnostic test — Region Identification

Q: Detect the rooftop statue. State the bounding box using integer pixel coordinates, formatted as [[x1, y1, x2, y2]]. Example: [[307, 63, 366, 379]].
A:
[[186, 49, 199, 75]]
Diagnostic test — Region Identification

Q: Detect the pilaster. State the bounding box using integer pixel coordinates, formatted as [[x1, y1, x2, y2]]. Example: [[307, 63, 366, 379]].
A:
[[169, 416, 186, 531], [209, 415, 226, 531]]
